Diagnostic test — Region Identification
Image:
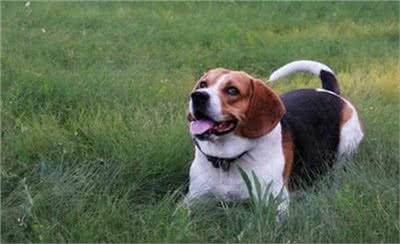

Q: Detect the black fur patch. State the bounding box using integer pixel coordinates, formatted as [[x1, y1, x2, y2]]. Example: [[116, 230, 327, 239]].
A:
[[280, 89, 344, 189], [320, 70, 340, 94]]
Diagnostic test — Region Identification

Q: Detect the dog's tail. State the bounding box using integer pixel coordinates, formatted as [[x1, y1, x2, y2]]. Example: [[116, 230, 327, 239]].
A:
[[268, 60, 340, 95]]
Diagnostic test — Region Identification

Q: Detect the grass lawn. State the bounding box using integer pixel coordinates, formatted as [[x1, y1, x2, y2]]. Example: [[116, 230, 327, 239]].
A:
[[2, 1, 399, 242]]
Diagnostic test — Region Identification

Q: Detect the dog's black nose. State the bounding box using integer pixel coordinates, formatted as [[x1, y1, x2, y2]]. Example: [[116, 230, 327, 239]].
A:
[[191, 91, 210, 105]]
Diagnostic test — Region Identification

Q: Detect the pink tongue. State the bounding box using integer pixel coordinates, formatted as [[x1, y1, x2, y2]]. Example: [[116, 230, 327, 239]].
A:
[[190, 120, 214, 135]]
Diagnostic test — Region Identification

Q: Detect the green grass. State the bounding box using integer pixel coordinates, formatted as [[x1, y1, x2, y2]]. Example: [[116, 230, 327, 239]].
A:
[[2, 1, 399, 242]]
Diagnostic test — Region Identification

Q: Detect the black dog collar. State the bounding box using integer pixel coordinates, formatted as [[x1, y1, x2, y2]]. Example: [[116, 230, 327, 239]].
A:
[[192, 139, 248, 171]]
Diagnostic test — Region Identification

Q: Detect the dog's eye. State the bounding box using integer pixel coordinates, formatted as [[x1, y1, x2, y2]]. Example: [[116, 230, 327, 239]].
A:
[[226, 86, 239, 96], [199, 81, 207, 89]]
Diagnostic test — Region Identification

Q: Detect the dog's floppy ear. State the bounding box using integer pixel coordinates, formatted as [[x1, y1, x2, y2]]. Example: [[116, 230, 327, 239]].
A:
[[239, 79, 285, 138]]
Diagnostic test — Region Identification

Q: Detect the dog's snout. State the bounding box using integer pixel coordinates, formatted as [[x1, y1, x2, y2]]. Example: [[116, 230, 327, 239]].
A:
[[191, 91, 210, 104]]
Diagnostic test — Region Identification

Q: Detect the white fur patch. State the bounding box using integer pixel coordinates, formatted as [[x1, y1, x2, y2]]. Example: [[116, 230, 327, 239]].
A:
[[337, 101, 364, 157], [315, 88, 364, 158], [207, 85, 225, 121]]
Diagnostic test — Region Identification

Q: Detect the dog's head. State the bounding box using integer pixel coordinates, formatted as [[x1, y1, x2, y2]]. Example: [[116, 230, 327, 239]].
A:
[[187, 68, 285, 145]]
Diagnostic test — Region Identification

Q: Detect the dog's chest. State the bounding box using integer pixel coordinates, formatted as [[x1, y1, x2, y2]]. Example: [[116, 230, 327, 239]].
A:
[[188, 124, 285, 202], [210, 168, 250, 201], [189, 155, 274, 201]]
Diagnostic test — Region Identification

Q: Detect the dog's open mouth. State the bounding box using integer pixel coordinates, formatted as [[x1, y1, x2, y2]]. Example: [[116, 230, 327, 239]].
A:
[[190, 118, 237, 136]]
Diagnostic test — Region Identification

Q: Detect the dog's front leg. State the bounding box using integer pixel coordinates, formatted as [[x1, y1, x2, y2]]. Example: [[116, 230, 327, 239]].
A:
[[275, 186, 290, 221]]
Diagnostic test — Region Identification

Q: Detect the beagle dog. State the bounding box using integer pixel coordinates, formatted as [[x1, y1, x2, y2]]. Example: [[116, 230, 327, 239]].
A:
[[185, 60, 364, 212]]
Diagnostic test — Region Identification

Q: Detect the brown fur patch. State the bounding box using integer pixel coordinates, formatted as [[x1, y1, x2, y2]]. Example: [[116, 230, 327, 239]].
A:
[[237, 79, 285, 138], [219, 71, 253, 123], [340, 102, 353, 128], [282, 128, 294, 185], [193, 68, 229, 90]]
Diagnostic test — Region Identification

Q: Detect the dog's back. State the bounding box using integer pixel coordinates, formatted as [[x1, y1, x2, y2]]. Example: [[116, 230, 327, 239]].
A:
[[270, 60, 364, 189]]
